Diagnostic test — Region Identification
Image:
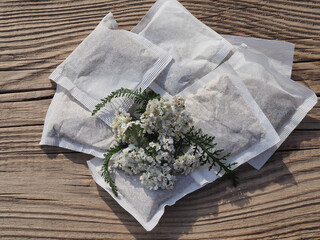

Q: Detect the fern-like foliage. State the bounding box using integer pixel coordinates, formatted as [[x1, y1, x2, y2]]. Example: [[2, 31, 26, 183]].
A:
[[92, 88, 161, 116], [101, 144, 128, 196], [184, 126, 238, 186]]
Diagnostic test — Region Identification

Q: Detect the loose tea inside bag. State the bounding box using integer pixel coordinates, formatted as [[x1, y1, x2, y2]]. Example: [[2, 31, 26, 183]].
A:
[[87, 63, 280, 231], [88, 158, 200, 231], [227, 44, 317, 169], [50, 12, 172, 127], [179, 63, 280, 184], [40, 85, 114, 158], [131, 0, 233, 95]]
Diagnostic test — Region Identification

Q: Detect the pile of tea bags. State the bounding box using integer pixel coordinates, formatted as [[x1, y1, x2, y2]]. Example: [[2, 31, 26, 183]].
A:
[[40, 0, 317, 231]]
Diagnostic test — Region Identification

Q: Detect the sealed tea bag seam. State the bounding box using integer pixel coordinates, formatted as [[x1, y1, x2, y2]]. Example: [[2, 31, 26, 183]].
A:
[[98, 30, 174, 124], [40, 86, 108, 158], [182, 65, 280, 185], [40, 85, 61, 144], [228, 44, 317, 169], [48, 12, 118, 116], [97, 49, 173, 126], [43, 134, 106, 158], [249, 91, 317, 170], [87, 157, 202, 231], [50, 73, 99, 108], [131, 0, 233, 68], [51, 47, 172, 128], [50, 12, 118, 82], [50, 12, 173, 128]]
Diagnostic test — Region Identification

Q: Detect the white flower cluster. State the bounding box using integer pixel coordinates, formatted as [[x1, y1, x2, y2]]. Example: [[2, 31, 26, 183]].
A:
[[111, 97, 201, 191], [140, 97, 192, 139], [173, 150, 201, 175], [112, 110, 132, 143]]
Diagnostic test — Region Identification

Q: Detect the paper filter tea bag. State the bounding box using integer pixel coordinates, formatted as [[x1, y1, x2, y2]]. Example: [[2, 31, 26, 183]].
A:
[[227, 44, 317, 169], [50, 12, 172, 127], [131, 0, 233, 95], [178, 63, 280, 184]]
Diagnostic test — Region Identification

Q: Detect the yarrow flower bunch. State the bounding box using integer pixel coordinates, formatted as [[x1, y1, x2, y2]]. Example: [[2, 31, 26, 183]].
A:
[[111, 97, 201, 191], [92, 88, 236, 196]]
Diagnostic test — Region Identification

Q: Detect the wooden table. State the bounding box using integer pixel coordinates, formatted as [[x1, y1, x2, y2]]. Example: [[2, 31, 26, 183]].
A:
[[1, 0, 319, 239]]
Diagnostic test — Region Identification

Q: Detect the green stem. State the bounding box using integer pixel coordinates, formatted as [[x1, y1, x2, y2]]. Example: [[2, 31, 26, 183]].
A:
[[185, 134, 238, 186], [102, 144, 127, 196], [92, 88, 160, 116], [190, 137, 230, 173]]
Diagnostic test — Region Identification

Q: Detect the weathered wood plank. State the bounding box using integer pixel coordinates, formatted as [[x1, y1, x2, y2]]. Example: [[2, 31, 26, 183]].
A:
[[1, 0, 320, 87], [0, 97, 318, 129], [0, 89, 54, 102], [0, 0, 319, 238], [0, 149, 319, 239], [296, 100, 320, 130], [0, 125, 319, 155], [0, 69, 55, 93], [0, 99, 50, 127]]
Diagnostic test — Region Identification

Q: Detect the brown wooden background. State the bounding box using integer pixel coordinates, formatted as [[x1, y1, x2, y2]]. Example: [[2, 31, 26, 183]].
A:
[[1, 0, 320, 239]]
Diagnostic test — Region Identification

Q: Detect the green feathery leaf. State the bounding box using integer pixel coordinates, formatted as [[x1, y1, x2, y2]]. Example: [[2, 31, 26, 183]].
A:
[[101, 144, 128, 196], [184, 126, 237, 186], [92, 88, 161, 116]]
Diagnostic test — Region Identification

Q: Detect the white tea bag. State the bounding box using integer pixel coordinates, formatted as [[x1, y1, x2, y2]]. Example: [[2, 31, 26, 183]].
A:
[[178, 63, 280, 184], [222, 35, 295, 78], [88, 158, 201, 231], [227, 44, 317, 169], [40, 85, 114, 158], [50, 12, 172, 127], [131, 0, 233, 95], [87, 63, 280, 231]]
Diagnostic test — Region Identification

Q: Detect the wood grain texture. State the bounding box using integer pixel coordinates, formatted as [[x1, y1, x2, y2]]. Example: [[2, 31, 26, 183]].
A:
[[0, 0, 319, 239]]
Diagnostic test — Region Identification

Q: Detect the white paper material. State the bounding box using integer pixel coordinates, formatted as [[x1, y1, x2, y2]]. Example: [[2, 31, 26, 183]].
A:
[[222, 35, 295, 78], [50, 12, 172, 127], [227, 44, 317, 169], [132, 0, 233, 95]]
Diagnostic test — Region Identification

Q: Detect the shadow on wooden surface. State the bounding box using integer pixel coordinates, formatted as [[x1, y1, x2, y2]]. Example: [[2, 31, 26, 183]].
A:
[[94, 152, 296, 239], [40, 145, 92, 164]]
